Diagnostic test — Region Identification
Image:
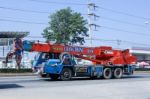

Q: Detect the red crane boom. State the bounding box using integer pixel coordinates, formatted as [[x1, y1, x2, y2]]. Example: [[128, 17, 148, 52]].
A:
[[24, 41, 136, 66]]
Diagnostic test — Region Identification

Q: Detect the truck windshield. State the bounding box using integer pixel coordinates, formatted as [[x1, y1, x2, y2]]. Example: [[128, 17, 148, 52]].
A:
[[34, 53, 41, 61], [49, 61, 60, 65]]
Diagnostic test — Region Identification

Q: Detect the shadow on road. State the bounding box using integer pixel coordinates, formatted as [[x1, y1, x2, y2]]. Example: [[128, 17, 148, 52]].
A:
[[1, 73, 150, 84], [42, 74, 150, 82], [0, 84, 23, 89]]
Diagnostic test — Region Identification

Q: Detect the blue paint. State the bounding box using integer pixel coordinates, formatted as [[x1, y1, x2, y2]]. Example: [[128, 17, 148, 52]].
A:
[[23, 40, 33, 51], [65, 46, 84, 53], [87, 49, 94, 53]]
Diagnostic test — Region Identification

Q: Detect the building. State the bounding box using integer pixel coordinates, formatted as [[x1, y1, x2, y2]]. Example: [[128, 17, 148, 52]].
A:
[[0, 31, 32, 69], [130, 47, 150, 68]]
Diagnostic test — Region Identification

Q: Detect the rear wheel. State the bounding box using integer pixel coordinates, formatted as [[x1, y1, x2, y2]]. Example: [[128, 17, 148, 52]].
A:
[[50, 74, 59, 80], [113, 68, 123, 79], [60, 68, 72, 81], [103, 68, 112, 79]]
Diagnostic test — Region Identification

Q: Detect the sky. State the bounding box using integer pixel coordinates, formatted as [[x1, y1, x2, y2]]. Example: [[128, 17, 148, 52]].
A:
[[0, 0, 150, 49]]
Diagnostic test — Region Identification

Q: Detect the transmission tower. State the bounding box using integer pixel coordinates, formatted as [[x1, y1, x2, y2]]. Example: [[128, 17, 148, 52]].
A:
[[87, 0, 100, 46]]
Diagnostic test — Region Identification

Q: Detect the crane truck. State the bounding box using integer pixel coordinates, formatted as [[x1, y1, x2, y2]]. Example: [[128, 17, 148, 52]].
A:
[[21, 40, 136, 80]]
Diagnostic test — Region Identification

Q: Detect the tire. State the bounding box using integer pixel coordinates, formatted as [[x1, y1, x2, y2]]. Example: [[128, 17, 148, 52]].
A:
[[113, 68, 123, 79], [50, 74, 59, 80], [103, 68, 112, 79], [60, 68, 72, 81], [39, 73, 47, 78]]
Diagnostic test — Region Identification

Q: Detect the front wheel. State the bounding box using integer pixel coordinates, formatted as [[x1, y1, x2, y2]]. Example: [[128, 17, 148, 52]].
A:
[[60, 68, 72, 81]]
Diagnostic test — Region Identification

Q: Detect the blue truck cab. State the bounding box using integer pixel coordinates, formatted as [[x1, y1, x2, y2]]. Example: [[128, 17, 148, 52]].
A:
[[32, 52, 60, 77], [33, 52, 47, 70], [43, 56, 105, 80]]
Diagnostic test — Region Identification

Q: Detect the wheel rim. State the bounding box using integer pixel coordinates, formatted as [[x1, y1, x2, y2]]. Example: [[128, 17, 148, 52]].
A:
[[61, 68, 72, 80], [116, 69, 121, 75], [64, 71, 70, 78], [106, 70, 111, 76], [114, 68, 122, 78], [104, 68, 112, 79]]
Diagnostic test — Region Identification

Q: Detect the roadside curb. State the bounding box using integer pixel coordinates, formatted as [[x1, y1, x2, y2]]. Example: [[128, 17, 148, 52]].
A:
[[0, 71, 149, 77], [134, 71, 150, 73]]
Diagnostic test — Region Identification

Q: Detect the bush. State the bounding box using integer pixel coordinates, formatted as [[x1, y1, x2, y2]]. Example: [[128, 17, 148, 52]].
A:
[[135, 68, 150, 71], [0, 69, 32, 73]]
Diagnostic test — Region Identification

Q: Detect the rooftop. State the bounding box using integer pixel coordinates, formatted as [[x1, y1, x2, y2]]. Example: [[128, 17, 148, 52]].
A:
[[0, 31, 29, 38], [131, 47, 150, 55]]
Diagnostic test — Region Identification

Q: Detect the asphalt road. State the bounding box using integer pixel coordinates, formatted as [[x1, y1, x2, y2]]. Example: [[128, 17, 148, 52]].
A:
[[0, 73, 150, 99]]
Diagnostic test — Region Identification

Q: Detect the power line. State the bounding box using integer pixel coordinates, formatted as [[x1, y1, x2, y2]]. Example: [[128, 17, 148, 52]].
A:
[[29, 0, 148, 21], [7, 0, 150, 22], [123, 40, 150, 47], [100, 25, 150, 37], [100, 16, 149, 28], [0, 16, 36, 20], [26, 36, 149, 46], [29, 0, 86, 6], [0, 6, 148, 29], [0, 17, 150, 37], [0, 6, 50, 14], [26, 36, 150, 47], [27, 36, 44, 38], [28, 0, 150, 21], [0, 12, 148, 31], [0, 6, 149, 29], [86, 38, 150, 47], [0, 6, 85, 15], [99, 6, 150, 20], [0, 6, 149, 37], [0, 18, 47, 25]]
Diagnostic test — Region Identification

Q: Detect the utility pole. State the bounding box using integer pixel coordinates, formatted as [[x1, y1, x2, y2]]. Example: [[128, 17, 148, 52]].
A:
[[117, 40, 121, 49], [87, 0, 99, 47]]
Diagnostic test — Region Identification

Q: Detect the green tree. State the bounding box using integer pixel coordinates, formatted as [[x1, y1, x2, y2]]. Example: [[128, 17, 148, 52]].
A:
[[42, 7, 88, 45]]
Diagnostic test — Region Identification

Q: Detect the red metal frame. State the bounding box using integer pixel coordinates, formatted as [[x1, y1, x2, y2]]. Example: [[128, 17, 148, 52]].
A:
[[30, 42, 136, 65]]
